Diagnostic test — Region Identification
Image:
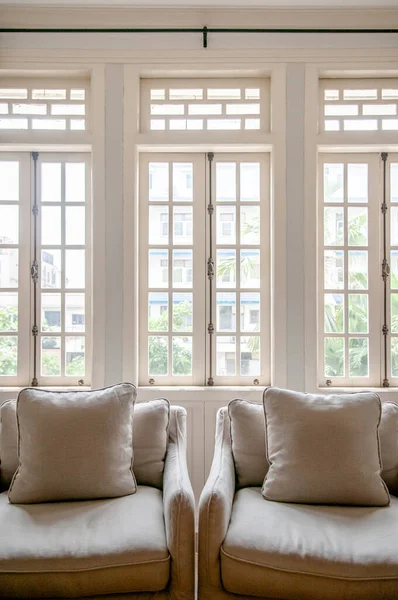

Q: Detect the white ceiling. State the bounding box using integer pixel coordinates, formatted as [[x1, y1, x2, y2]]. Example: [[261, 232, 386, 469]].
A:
[[1, 0, 398, 6]]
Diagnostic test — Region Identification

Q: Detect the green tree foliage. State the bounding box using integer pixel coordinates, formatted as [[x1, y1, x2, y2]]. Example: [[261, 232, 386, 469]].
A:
[[0, 306, 18, 376], [148, 301, 192, 376]]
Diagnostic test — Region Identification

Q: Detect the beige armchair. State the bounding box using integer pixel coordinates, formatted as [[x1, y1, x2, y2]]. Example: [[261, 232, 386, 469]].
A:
[[0, 402, 195, 600], [199, 405, 398, 600]]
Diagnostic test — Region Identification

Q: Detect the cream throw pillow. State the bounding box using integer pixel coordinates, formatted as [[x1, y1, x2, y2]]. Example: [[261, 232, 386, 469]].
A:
[[262, 387, 390, 506], [8, 383, 137, 504]]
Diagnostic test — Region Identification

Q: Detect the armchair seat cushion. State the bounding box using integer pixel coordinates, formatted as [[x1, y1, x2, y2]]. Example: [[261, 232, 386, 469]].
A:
[[221, 487, 398, 599], [0, 486, 170, 598]]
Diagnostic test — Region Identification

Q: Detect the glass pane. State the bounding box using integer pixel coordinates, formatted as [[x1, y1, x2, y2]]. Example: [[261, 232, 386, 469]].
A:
[[149, 249, 168, 288], [348, 164, 368, 203], [173, 206, 193, 245], [324, 207, 344, 246], [324, 294, 344, 333], [241, 250, 260, 288], [41, 293, 61, 332], [324, 250, 344, 290], [324, 337, 344, 377], [65, 336, 85, 376], [41, 206, 61, 245], [349, 338, 369, 377], [0, 335, 17, 375], [173, 249, 192, 289], [216, 250, 236, 288], [240, 206, 260, 244], [0, 249, 18, 288], [0, 162, 19, 201], [348, 250, 368, 290], [0, 205, 18, 243], [172, 336, 192, 375], [348, 294, 368, 333], [217, 292, 236, 332], [391, 207, 398, 246], [41, 163, 61, 203], [148, 336, 168, 375], [217, 206, 236, 244], [216, 163, 236, 202], [149, 206, 169, 245], [148, 292, 168, 332], [173, 163, 193, 202], [65, 250, 85, 289], [391, 294, 398, 334], [66, 207, 85, 245], [241, 292, 260, 332], [216, 336, 236, 376], [324, 164, 343, 203], [348, 207, 368, 246], [41, 336, 61, 376], [241, 163, 260, 202], [391, 251, 398, 289], [41, 249, 61, 289], [0, 293, 18, 332], [149, 163, 168, 202], [173, 292, 192, 332], [240, 336, 260, 375], [392, 338, 398, 377], [65, 293, 85, 333], [65, 163, 85, 202], [391, 164, 398, 203]]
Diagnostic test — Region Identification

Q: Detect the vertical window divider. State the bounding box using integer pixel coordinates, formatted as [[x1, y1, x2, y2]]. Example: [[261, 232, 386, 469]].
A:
[[206, 151, 214, 386], [30, 151, 39, 386], [381, 151, 390, 387]]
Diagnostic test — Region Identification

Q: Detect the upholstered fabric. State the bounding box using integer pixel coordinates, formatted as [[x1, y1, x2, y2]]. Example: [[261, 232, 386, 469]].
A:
[[262, 387, 389, 506], [1, 397, 170, 491], [228, 399, 268, 488], [221, 487, 398, 599], [380, 401, 398, 496], [133, 398, 170, 489], [9, 384, 137, 504], [0, 486, 169, 597]]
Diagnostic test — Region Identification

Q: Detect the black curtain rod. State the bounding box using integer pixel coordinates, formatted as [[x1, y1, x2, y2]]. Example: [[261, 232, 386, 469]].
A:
[[1, 26, 398, 48]]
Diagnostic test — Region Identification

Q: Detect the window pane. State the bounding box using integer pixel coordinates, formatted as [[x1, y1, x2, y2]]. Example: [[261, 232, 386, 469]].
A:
[[324, 337, 344, 377], [324, 294, 344, 333], [65, 250, 85, 289], [241, 250, 260, 288], [348, 294, 368, 334], [216, 163, 236, 202], [41, 249, 61, 289], [65, 336, 85, 376], [41, 293, 61, 332], [173, 206, 193, 245], [65, 163, 85, 202], [348, 207, 368, 246], [391, 251, 398, 289], [65, 293, 85, 333], [216, 336, 236, 375], [348, 164, 368, 203], [241, 163, 260, 202], [240, 206, 260, 244], [148, 292, 168, 332], [0, 249, 18, 288], [173, 292, 192, 332], [149, 206, 169, 245], [241, 292, 260, 332], [0, 205, 19, 243], [149, 249, 168, 288], [217, 206, 236, 244], [41, 336, 61, 376], [324, 250, 344, 290], [217, 250, 236, 288], [41, 206, 61, 245], [173, 249, 192, 289], [392, 338, 398, 377], [324, 207, 344, 246], [0, 293, 18, 332], [391, 206, 398, 247], [149, 163, 168, 202], [391, 164, 398, 203], [240, 336, 260, 376], [349, 338, 369, 377], [41, 163, 61, 202], [217, 292, 236, 332], [66, 207, 85, 245], [348, 250, 368, 290], [391, 294, 398, 334], [172, 336, 192, 375], [0, 162, 19, 201], [148, 336, 168, 375], [0, 335, 17, 375], [173, 163, 193, 202], [324, 164, 343, 203]]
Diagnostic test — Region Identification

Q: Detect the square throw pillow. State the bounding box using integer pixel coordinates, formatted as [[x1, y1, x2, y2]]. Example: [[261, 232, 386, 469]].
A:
[[262, 387, 390, 506], [8, 383, 137, 504]]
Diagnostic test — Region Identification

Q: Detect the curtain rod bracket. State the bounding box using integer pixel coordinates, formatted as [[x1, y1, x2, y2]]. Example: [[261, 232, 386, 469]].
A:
[[203, 26, 208, 49]]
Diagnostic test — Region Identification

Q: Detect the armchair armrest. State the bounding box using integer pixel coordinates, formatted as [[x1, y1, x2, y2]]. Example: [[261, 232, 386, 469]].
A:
[[163, 406, 195, 600], [198, 407, 236, 599]]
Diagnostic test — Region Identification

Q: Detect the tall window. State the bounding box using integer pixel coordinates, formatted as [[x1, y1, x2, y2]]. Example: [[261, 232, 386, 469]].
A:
[[139, 152, 270, 386]]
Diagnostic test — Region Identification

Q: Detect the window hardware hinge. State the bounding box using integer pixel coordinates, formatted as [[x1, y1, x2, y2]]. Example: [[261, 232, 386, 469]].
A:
[[326, 379, 332, 387], [208, 323, 214, 334], [207, 257, 214, 279], [31, 377, 38, 387], [382, 324, 389, 336], [381, 202, 388, 214], [382, 259, 390, 282], [30, 260, 39, 283], [207, 377, 214, 386], [78, 379, 84, 386], [31, 325, 38, 336], [32, 205, 39, 216], [149, 378, 155, 385], [383, 378, 390, 388], [253, 378, 260, 385], [381, 152, 388, 163]]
